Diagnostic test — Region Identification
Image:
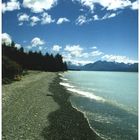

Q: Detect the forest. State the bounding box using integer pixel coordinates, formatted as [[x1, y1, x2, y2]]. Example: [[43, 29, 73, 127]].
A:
[[2, 42, 67, 83]]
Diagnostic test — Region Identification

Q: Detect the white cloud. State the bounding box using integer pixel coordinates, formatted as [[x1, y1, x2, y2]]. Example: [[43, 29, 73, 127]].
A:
[[91, 50, 103, 56], [102, 54, 137, 64], [62, 52, 92, 65], [107, 13, 117, 18], [52, 45, 62, 52], [23, 0, 57, 13], [76, 15, 86, 25], [81, 53, 89, 58], [25, 38, 45, 52], [93, 12, 118, 21], [31, 37, 45, 47], [68, 59, 93, 66], [74, 0, 133, 11], [65, 45, 83, 52], [64, 45, 83, 57], [76, 15, 92, 25], [62, 42, 137, 65], [38, 46, 43, 51], [41, 12, 55, 24], [30, 16, 40, 26], [17, 12, 55, 26], [18, 22, 23, 26], [2, 0, 20, 13], [103, 0, 131, 11], [17, 13, 30, 26], [57, 18, 70, 24], [131, 1, 138, 10], [74, 0, 95, 11], [30, 22, 37, 27], [18, 13, 29, 21], [64, 45, 103, 60], [93, 15, 99, 20], [31, 16, 40, 22], [24, 45, 32, 52], [15, 43, 21, 49], [73, 0, 138, 25], [2, 33, 12, 45], [102, 12, 117, 20], [80, 8, 84, 11], [92, 46, 97, 49], [26, 45, 32, 49]]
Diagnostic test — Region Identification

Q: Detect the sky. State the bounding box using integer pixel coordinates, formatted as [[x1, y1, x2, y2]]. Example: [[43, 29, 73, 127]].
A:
[[2, 0, 138, 65]]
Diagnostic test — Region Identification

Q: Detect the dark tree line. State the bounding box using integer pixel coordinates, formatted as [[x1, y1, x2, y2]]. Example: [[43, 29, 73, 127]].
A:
[[2, 42, 67, 81]]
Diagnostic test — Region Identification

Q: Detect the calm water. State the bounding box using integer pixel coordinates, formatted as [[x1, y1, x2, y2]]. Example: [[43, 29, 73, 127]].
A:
[[59, 71, 138, 140]]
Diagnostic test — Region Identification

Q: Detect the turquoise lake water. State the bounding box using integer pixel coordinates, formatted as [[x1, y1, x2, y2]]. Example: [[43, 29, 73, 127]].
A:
[[59, 71, 138, 140]]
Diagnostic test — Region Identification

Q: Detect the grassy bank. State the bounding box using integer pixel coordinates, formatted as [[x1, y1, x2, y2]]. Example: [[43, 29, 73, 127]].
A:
[[42, 74, 102, 140]]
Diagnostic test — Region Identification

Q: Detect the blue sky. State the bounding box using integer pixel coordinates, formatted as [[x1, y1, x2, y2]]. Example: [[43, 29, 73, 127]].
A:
[[2, 0, 138, 65]]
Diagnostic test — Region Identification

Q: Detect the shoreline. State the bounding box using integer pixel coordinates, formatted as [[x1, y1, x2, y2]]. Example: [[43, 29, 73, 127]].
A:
[[3, 71, 102, 139], [70, 102, 106, 140], [42, 74, 102, 140]]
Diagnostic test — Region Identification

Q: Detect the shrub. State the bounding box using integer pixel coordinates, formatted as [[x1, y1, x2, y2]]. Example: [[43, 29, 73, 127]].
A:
[[2, 56, 23, 79]]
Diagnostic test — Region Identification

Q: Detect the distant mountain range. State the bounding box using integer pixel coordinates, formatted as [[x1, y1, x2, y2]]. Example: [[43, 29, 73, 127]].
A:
[[67, 61, 138, 72]]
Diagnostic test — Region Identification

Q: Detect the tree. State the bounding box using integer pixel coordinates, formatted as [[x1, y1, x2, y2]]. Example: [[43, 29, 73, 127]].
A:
[[2, 42, 67, 77]]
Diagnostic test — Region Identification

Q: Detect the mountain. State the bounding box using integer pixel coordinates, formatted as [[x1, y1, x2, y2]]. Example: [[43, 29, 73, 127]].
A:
[[67, 61, 138, 72]]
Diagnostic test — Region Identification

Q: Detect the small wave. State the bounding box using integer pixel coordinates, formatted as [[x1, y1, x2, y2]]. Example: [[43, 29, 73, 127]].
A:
[[60, 80, 132, 114], [60, 82, 75, 88], [60, 77, 68, 81], [67, 88, 105, 102], [58, 73, 64, 77], [59, 79, 105, 102], [71, 103, 108, 140]]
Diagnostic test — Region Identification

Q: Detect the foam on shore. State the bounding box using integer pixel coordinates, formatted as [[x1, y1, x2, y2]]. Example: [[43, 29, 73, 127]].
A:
[[59, 81, 105, 102], [60, 77, 68, 81], [70, 103, 108, 140], [66, 87, 105, 102], [60, 82, 75, 88]]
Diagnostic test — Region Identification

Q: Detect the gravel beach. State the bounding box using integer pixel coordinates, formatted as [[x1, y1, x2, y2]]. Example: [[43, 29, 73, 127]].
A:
[[2, 71, 101, 140]]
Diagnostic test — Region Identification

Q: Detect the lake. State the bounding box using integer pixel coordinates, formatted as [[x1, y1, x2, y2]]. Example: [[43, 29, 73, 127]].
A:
[[60, 71, 138, 140]]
